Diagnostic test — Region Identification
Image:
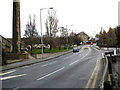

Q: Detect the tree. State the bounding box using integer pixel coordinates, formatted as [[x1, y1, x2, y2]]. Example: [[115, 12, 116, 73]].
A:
[[107, 27, 117, 46], [101, 30, 107, 45], [96, 27, 117, 47], [58, 27, 68, 37], [58, 26, 69, 49], [24, 15, 39, 52], [45, 10, 58, 50], [69, 32, 77, 45], [97, 28, 104, 46], [115, 26, 120, 46]]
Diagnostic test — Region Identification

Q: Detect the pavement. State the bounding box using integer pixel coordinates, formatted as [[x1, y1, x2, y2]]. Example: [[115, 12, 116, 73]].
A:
[[1, 45, 104, 88], [1, 49, 73, 71]]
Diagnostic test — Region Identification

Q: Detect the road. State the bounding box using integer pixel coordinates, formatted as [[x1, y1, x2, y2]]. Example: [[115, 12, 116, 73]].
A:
[[1, 45, 104, 89]]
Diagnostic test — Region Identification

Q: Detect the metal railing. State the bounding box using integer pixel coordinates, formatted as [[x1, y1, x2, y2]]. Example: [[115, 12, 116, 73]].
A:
[[99, 56, 109, 89]]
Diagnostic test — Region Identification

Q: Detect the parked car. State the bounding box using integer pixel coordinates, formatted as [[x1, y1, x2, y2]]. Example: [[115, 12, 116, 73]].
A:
[[73, 47, 79, 52], [21, 48, 28, 53]]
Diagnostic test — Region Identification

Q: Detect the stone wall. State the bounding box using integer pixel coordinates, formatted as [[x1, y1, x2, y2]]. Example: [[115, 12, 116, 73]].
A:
[[6, 53, 29, 60]]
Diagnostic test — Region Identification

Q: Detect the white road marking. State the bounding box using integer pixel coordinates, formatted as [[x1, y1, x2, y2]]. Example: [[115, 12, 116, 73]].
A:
[[41, 61, 58, 67], [66, 57, 69, 59], [13, 87, 19, 90], [93, 46, 99, 51], [69, 60, 79, 66], [81, 52, 89, 59], [21, 66, 30, 68], [37, 67, 64, 80], [102, 53, 104, 58], [0, 74, 26, 80], [85, 56, 96, 60], [64, 57, 67, 59], [0, 70, 16, 76], [70, 55, 74, 57]]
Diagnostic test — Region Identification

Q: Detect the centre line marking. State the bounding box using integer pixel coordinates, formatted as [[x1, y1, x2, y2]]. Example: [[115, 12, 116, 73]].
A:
[[21, 66, 30, 68], [66, 57, 69, 59], [13, 87, 19, 90], [69, 60, 79, 66], [0, 74, 26, 80], [0, 70, 16, 76], [41, 61, 58, 67], [37, 67, 64, 80]]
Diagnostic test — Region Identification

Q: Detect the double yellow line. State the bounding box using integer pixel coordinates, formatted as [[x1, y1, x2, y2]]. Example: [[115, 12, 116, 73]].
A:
[[85, 59, 100, 89]]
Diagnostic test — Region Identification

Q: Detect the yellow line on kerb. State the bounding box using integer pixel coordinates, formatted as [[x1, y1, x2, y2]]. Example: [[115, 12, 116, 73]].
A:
[[85, 59, 99, 88]]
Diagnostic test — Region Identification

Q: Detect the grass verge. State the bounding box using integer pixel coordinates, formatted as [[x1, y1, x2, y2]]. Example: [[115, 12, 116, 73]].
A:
[[28, 48, 72, 54]]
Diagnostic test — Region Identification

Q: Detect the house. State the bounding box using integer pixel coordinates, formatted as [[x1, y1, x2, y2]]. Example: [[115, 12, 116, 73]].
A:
[[77, 32, 89, 43], [70, 32, 76, 36]]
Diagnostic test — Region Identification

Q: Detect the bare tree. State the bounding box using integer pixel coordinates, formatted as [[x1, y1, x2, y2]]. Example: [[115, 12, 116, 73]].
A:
[[45, 10, 58, 50], [45, 10, 58, 37], [24, 15, 39, 52], [58, 26, 69, 49]]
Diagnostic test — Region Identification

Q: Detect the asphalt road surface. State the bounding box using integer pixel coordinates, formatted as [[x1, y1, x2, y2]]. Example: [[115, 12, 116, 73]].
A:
[[1, 45, 104, 89]]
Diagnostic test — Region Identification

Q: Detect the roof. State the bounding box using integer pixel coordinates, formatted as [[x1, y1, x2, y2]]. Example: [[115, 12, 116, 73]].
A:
[[77, 32, 88, 36], [0, 35, 11, 43]]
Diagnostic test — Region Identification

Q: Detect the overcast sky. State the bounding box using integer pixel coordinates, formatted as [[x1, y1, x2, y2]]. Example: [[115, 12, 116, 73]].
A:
[[0, 0, 119, 38]]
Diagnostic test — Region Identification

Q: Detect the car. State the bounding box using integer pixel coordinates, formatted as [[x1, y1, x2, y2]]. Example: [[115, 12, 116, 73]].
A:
[[21, 48, 29, 53], [73, 47, 79, 52], [90, 42, 93, 45], [84, 46, 88, 49]]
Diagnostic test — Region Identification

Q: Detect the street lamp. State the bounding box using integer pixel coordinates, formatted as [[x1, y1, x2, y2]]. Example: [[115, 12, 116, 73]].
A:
[[66, 25, 69, 50], [40, 7, 53, 58]]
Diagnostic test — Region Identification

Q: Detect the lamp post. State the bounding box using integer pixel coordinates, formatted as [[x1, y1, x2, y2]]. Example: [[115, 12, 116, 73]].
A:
[[66, 25, 69, 50], [40, 7, 53, 58]]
